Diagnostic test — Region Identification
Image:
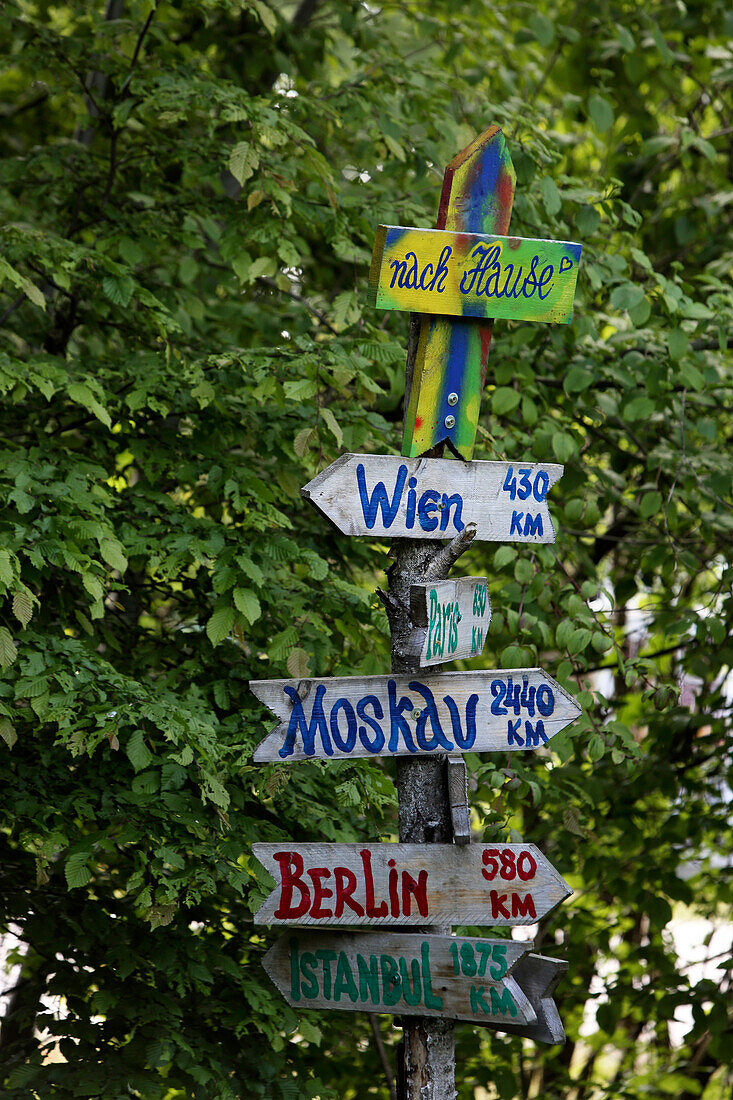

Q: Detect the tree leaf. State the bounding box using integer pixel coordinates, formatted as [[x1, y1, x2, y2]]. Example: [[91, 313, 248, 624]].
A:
[[228, 142, 259, 186], [588, 93, 614, 131], [12, 587, 34, 629], [100, 537, 128, 573], [0, 717, 17, 750], [127, 728, 153, 772], [233, 587, 261, 625], [65, 851, 92, 890], [0, 627, 18, 669], [207, 605, 235, 646]]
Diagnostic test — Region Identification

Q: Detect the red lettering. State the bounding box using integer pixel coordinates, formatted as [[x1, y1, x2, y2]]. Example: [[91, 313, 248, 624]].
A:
[[307, 867, 333, 918], [360, 849, 388, 918], [273, 851, 311, 919], [334, 866, 364, 918], [511, 893, 536, 919], [401, 870, 429, 918], [490, 890, 510, 919]]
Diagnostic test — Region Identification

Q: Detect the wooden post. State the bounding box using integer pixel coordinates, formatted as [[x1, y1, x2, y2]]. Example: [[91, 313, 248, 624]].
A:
[[388, 535, 456, 1098]]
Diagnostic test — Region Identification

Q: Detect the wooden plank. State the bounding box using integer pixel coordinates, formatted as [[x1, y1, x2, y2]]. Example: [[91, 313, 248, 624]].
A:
[[446, 755, 470, 845], [250, 668, 580, 762], [369, 226, 581, 324], [403, 125, 515, 460], [404, 576, 491, 667], [478, 954, 568, 1045], [301, 454, 563, 543], [262, 931, 536, 1026], [252, 842, 571, 927]]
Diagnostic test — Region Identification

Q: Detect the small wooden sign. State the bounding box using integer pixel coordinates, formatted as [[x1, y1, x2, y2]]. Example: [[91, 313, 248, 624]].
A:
[[301, 454, 562, 543], [250, 668, 580, 763], [252, 842, 571, 927], [404, 576, 491, 667], [263, 931, 536, 1026], [478, 954, 568, 1045], [369, 226, 581, 324]]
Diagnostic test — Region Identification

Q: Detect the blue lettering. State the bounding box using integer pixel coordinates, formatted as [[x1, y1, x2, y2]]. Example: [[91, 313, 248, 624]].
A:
[[521, 254, 540, 299], [507, 717, 523, 746], [510, 510, 523, 536], [524, 719, 547, 747], [430, 245, 452, 293], [443, 693, 478, 750], [537, 265, 554, 299], [440, 492, 464, 532], [330, 697, 357, 753], [418, 489, 440, 532], [524, 513, 543, 537], [356, 695, 385, 754], [387, 679, 417, 753], [357, 462, 407, 530], [280, 684, 332, 758], [409, 681, 453, 751]]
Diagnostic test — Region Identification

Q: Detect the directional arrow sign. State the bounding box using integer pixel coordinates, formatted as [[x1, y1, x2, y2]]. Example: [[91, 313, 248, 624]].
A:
[[250, 668, 580, 762], [252, 842, 571, 927], [369, 226, 581, 325], [263, 931, 536, 1026], [478, 954, 568, 1045], [401, 576, 491, 667], [402, 125, 515, 460], [301, 454, 562, 543]]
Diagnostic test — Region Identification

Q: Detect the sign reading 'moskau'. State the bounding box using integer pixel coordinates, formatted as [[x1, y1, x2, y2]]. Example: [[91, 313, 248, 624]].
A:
[[252, 842, 571, 927], [250, 669, 581, 762], [264, 931, 535, 1026]]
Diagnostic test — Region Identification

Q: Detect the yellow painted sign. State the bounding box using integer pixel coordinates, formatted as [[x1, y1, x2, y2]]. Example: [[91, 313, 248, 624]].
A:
[[369, 225, 582, 324]]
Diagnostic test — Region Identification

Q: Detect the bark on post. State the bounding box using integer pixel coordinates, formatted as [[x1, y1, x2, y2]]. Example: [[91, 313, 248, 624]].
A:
[[383, 524, 475, 1100]]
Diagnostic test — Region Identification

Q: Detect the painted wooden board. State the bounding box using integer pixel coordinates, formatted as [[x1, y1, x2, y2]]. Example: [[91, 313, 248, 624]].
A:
[[369, 226, 581, 324], [403, 576, 491, 667], [250, 668, 580, 762], [403, 125, 515, 460], [301, 454, 563, 543], [263, 931, 536, 1026], [252, 842, 571, 927], [478, 954, 568, 1045]]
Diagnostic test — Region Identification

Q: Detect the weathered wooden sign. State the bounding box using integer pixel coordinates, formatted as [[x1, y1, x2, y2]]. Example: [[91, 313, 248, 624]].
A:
[[446, 754, 471, 845], [403, 576, 491, 666], [402, 125, 515, 460], [250, 668, 580, 762], [478, 954, 568, 1045], [369, 226, 582, 324], [263, 931, 536, 1026], [301, 455, 563, 543], [252, 842, 571, 927]]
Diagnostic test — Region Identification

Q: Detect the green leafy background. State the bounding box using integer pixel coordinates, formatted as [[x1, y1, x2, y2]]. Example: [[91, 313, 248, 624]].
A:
[[0, 0, 731, 1097]]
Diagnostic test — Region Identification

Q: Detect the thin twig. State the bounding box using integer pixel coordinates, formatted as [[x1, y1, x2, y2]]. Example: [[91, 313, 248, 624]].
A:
[[368, 1014, 397, 1100]]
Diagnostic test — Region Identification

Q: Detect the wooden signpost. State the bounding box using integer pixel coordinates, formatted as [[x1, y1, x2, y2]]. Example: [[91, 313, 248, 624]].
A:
[[250, 668, 581, 762], [252, 842, 571, 927], [402, 576, 491, 666], [250, 124, 582, 1093], [262, 931, 536, 1026], [301, 455, 563, 542], [400, 125, 515, 460]]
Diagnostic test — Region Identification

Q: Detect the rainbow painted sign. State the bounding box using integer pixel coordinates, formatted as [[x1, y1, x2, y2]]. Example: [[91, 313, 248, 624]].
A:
[[369, 226, 581, 324]]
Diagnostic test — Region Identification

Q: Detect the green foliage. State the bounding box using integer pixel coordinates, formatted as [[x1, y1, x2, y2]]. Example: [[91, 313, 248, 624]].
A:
[[0, 0, 731, 1098]]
